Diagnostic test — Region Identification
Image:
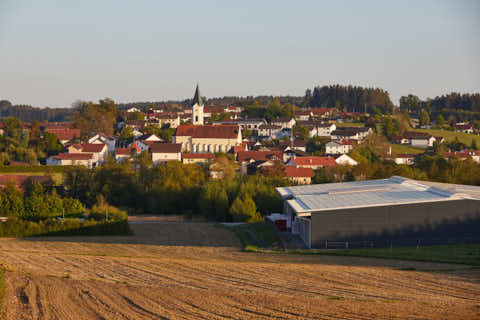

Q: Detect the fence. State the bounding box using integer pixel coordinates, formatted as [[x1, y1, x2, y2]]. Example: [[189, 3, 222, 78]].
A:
[[317, 236, 480, 249]]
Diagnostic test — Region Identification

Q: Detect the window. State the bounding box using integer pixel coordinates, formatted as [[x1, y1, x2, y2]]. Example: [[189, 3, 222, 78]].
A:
[[195, 116, 198, 122]]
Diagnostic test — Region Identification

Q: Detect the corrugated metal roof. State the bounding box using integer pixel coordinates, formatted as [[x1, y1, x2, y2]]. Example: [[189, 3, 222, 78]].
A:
[[277, 176, 480, 214]]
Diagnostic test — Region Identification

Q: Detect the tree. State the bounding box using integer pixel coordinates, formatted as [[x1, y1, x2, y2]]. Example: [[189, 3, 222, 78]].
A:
[[73, 98, 117, 138], [2, 117, 23, 141], [382, 117, 400, 140], [419, 109, 430, 127], [471, 139, 478, 150], [229, 193, 261, 222], [24, 182, 48, 218], [293, 125, 309, 141], [119, 126, 134, 140], [436, 114, 445, 127]]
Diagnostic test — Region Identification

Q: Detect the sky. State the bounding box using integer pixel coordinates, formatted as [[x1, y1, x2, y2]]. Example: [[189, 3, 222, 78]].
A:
[[0, 0, 479, 108]]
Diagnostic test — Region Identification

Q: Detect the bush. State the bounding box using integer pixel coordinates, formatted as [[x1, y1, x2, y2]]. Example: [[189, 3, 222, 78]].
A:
[[0, 217, 132, 237], [88, 204, 128, 221]]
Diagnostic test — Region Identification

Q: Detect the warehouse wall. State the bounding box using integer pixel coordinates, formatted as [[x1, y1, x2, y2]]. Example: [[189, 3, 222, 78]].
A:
[[308, 199, 480, 248]]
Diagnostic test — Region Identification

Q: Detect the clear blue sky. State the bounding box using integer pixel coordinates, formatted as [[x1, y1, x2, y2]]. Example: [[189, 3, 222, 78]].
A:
[[0, 0, 479, 107]]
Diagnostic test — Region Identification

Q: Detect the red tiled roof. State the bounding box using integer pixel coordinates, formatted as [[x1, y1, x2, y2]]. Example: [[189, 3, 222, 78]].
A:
[[45, 128, 81, 141], [175, 125, 239, 139], [52, 153, 93, 160], [237, 150, 283, 162], [182, 153, 215, 159], [81, 143, 106, 153], [292, 156, 336, 167], [284, 166, 314, 178], [150, 143, 182, 153]]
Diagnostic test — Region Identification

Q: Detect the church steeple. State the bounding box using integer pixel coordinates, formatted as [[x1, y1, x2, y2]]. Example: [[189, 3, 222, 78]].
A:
[[192, 84, 203, 106], [192, 84, 204, 125]]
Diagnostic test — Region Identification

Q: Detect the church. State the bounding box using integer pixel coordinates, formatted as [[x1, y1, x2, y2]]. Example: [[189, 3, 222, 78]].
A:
[[173, 85, 242, 153]]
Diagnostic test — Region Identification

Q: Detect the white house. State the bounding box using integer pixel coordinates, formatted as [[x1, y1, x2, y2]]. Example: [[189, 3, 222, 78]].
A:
[[325, 140, 353, 155], [46, 153, 94, 168], [258, 124, 283, 139], [127, 107, 141, 113], [271, 117, 296, 129], [79, 143, 109, 165], [88, 133, 116, 153], [150, 143, 182, 164], [334, 154, 358, 166], [393, 154, 416, 165]]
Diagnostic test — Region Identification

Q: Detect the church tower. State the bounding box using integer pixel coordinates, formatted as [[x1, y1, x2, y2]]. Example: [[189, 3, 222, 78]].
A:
[[192, 84, 204, 125]]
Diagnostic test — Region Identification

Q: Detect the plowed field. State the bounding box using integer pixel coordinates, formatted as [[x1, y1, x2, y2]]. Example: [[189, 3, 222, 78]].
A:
[[1, 222, 479, 319]]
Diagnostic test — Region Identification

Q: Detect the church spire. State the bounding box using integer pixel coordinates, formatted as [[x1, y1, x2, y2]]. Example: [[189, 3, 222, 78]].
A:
[[192, 84, 203, 106]]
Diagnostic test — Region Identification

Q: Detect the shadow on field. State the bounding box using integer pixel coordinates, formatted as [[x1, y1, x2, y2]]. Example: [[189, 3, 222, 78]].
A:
[[19, 221, 242, 248]]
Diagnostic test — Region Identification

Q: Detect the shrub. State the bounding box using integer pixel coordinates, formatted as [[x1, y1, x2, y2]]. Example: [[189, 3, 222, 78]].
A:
[[88, 204, 128, 221], [0, 217, 132, 237]]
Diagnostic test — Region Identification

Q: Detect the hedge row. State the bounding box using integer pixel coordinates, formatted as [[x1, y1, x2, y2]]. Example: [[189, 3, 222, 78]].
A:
[[0, 217, 132, 237], [0, 165, 79, 173]]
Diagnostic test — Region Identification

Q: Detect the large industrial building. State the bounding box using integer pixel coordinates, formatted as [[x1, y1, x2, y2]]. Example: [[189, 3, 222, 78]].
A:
[[276, 176, 480, 248]]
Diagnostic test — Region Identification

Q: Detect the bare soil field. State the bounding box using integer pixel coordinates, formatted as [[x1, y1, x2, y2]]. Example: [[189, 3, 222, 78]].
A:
[[1, 222, 479, 320]]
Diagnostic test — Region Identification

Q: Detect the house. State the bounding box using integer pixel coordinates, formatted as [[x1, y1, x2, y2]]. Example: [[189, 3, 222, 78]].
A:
[[79, 143, 108, 165], [127, 107, 141, 113], [115, 145, 140, 162], [276, 176, 480, 248], [393, 154, 416, 165], [45, 128, 81, 145], [150, 143, 182, 164], [271, 117, 296, 129], [445, 149, 480, 163], [46, 153, 94, 167], [298, 121, 336, 137], [333, 154, 358, 166], [406, 132, 436, 148], [280, 140, 307, 153], [236, 150, 283, 163], [212, 119, 267, 134], [284, 166, 314, 184], [182, 153, 215, 164], [174, 125, 242, 153], [325, 140, 353, 155], [257, 124, 283, 139], [136, 134, 162, 143], [287, 156, 336, 169], [331, 127, 372, 141], [88, 133, 116, 153], [294, 110, 312, 121], [309, 108, 331, 119], [156, 114, 181, 128], [455, 124, 474, 134]]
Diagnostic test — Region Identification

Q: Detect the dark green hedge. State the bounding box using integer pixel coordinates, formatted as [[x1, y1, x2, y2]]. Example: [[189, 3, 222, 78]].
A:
[[0, 217, 132, 237], [0, 165, 79, 173]]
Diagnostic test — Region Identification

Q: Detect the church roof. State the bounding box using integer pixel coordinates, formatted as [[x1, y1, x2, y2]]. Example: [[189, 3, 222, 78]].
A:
[[192, 84, 203, 106], [175, 125, 239, 139]]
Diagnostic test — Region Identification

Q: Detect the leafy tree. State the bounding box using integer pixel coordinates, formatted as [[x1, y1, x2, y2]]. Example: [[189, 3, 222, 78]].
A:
[[73, 98, 117, 138], [0, 182, 24, 217], [419, 110, 430, 127], [382, 117, 400, 140], [229, 193, 261, 222], [436, 114, 445, 127], [293, 125, 309, 141], [127, 111, 145, 121]]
